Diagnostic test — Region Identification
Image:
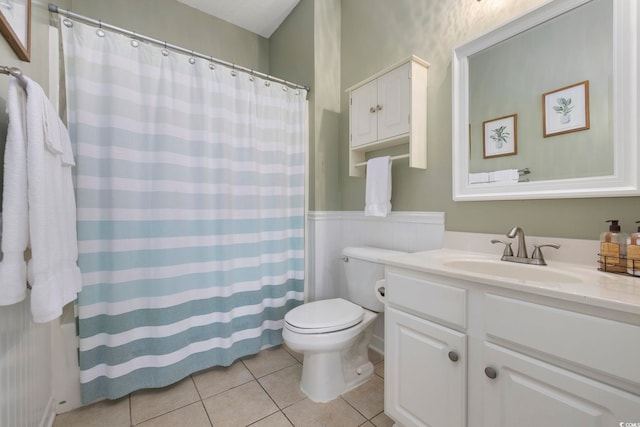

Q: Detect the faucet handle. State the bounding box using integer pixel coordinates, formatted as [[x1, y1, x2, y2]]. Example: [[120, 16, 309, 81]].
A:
[[491, 239, 514, 257], [531, 243, 560, 264]]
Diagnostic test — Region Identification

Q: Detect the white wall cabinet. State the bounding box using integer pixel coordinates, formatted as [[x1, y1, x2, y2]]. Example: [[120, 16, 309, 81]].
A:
[[347, 56, 429, 177], [384, 268, 640, 427]]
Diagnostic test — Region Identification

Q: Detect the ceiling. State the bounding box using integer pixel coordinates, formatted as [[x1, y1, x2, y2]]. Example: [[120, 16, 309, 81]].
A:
[[175, 0, 301, 38]]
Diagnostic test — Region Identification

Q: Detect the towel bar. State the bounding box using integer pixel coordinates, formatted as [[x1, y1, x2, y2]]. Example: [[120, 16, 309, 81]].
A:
[[1, 65, 27, 87], [355, 153, 410, 168]]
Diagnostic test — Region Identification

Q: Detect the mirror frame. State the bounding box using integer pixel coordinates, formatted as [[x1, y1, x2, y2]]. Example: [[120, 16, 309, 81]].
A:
[[452, 0, 638, 201]]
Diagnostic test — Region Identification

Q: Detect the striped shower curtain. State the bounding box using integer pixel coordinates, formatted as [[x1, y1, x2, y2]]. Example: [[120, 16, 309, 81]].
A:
[[60, 18, 306, 402]]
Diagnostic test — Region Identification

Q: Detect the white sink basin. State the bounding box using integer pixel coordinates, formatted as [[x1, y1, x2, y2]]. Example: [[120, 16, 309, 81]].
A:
[[442, 259, 583, 283]]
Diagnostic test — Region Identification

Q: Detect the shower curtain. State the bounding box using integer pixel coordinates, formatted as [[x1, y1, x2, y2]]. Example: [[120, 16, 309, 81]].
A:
[[60, 18, 306, 402]]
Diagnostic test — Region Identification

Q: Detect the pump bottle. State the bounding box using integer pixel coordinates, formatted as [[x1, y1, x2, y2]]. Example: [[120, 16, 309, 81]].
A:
[[599, 220, 628, 273], [627, 221, 640, 276]]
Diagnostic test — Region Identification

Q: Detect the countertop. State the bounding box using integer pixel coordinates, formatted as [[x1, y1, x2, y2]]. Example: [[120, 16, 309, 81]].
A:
[[380, 248, 640, 315]]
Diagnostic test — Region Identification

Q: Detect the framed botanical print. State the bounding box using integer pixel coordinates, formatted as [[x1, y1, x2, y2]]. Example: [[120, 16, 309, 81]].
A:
[[543, 80, 590, 137], [483, 114, 517, 158]]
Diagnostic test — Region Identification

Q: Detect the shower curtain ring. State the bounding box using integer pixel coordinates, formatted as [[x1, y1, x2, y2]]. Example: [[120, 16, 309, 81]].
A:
[[96, 20, 105, 37], [209, 56, 215, 70], [249, 69, 255, 82], [189, 51, 196, 64], [130, 31, 139, 47], [231, 63, 237, 77], [161, 42, 169, 56]]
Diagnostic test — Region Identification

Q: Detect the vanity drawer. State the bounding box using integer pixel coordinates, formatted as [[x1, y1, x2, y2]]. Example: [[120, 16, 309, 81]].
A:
[[484, 294, 640, 386], [386, 271, 467, 329]]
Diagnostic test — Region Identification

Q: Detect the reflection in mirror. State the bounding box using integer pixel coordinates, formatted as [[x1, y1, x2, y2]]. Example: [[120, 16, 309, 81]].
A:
[[469, 0, 611, 182], [452, 0, 639, 201]]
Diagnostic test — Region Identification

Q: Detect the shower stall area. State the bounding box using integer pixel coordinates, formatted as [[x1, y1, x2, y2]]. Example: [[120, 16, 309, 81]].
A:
[[0, 1, 309, 423]]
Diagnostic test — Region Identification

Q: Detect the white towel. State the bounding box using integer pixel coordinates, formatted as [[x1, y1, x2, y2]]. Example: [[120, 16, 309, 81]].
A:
[[364, 156, 392, 217], [0, 79, 29, 305], [468, 172, 490, 184], [24, 77, 82, 323], [489, 169, 520, 183]]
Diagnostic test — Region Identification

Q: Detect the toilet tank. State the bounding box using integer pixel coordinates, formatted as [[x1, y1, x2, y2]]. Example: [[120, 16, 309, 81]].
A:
[[342, 246, 407, 311]]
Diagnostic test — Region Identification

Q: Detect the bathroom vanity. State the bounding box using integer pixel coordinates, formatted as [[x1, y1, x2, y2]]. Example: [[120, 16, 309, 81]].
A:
[[381, 249, 640, 427]]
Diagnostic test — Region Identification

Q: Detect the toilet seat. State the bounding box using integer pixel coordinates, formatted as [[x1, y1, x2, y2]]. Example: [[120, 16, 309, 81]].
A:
[[285, 298, 364, 334]]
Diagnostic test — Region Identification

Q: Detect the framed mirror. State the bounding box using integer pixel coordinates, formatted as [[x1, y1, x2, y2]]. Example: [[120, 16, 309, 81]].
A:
[[452, 0, 638, 201]]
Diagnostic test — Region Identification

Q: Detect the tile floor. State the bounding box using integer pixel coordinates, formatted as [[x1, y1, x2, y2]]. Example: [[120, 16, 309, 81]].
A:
[[53, 345, 393, 427]]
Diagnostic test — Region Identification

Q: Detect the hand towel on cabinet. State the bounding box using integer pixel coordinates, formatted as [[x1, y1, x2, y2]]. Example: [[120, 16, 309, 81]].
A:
[[364, 156, 392, 217], [0, 79, 29, 305], [24, 77, 82, 323]]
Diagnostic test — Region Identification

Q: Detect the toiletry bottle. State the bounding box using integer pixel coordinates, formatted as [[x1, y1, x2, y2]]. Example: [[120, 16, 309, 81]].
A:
[[627, 221, 640, 276], [599, 220, 628, 273]]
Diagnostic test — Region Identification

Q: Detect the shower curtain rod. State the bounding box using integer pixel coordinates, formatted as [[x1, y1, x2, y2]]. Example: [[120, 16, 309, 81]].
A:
[[47, 3, 311, 93]]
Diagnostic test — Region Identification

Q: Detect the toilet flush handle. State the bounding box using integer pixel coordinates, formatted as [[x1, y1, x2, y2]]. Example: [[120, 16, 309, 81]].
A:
[[342, 256, 349, 263]]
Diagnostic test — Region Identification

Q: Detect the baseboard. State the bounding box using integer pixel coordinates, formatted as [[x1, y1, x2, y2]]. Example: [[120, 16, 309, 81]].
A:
[[40, 397, 57, 427], [370, 334, 384, 356]]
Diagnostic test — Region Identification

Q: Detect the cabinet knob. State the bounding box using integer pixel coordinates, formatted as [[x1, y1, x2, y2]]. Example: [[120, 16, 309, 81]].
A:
[[484, 366, 498, 379], [370, 106, 377, 113], [448, 351, 459, 362], [376, 104, 383, 111]]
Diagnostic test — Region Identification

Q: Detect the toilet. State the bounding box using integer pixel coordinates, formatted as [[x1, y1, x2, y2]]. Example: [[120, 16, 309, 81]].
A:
[[283, 246, 406, 402]]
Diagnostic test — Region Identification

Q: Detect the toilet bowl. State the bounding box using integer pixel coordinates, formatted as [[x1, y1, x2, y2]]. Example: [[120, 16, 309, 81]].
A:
[[283, 246, 406, 403]]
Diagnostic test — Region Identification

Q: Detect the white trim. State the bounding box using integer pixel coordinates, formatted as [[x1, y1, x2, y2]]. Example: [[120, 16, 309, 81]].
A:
[[369, 334, 384, 355], [308, 210, 445, 224], [452, 0, 640, 201], [40, 397, 57, 427]]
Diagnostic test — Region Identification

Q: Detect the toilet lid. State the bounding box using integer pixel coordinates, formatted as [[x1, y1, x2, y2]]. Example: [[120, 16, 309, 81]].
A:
[[285, 298, 364, 334]]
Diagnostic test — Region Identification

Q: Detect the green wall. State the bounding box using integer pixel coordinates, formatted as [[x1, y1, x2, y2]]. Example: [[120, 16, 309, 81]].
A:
[[336, 0, 640, 240], [270, 0, 342, 211], [68, 0, 269, 73], [2, 0, 639, 240]]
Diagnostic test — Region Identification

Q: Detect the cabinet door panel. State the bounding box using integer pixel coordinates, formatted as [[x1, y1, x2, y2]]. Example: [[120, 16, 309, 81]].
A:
[[377, 63, 411, 141], [482, 343, 640, 427], [350, 79, 378, 147], [386, 306, 466, 427]]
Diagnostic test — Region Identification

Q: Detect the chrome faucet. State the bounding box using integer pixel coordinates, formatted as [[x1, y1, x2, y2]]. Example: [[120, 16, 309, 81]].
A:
[[507, 226, 528, 258], [492, 226, 560, 266]]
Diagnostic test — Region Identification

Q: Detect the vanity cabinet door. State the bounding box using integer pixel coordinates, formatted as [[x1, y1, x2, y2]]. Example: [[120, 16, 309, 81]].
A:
[[385, 306, 466, 427], [482, 342, 640, 427]]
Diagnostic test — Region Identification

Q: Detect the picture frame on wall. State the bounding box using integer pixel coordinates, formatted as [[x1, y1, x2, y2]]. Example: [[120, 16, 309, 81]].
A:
[[483, 114, 517, 158], [542, 80, 589, 137], [0, 0, 31, 62]]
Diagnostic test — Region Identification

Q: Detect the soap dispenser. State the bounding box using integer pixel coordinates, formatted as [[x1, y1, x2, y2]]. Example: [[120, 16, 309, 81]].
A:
[[599, 220, 628, 273], [627, 221, 640, 276]]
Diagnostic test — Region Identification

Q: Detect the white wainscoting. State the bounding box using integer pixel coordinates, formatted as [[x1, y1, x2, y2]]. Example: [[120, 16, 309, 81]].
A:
[[0, 296, 55, 427], [307, 211, 445, 353]]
